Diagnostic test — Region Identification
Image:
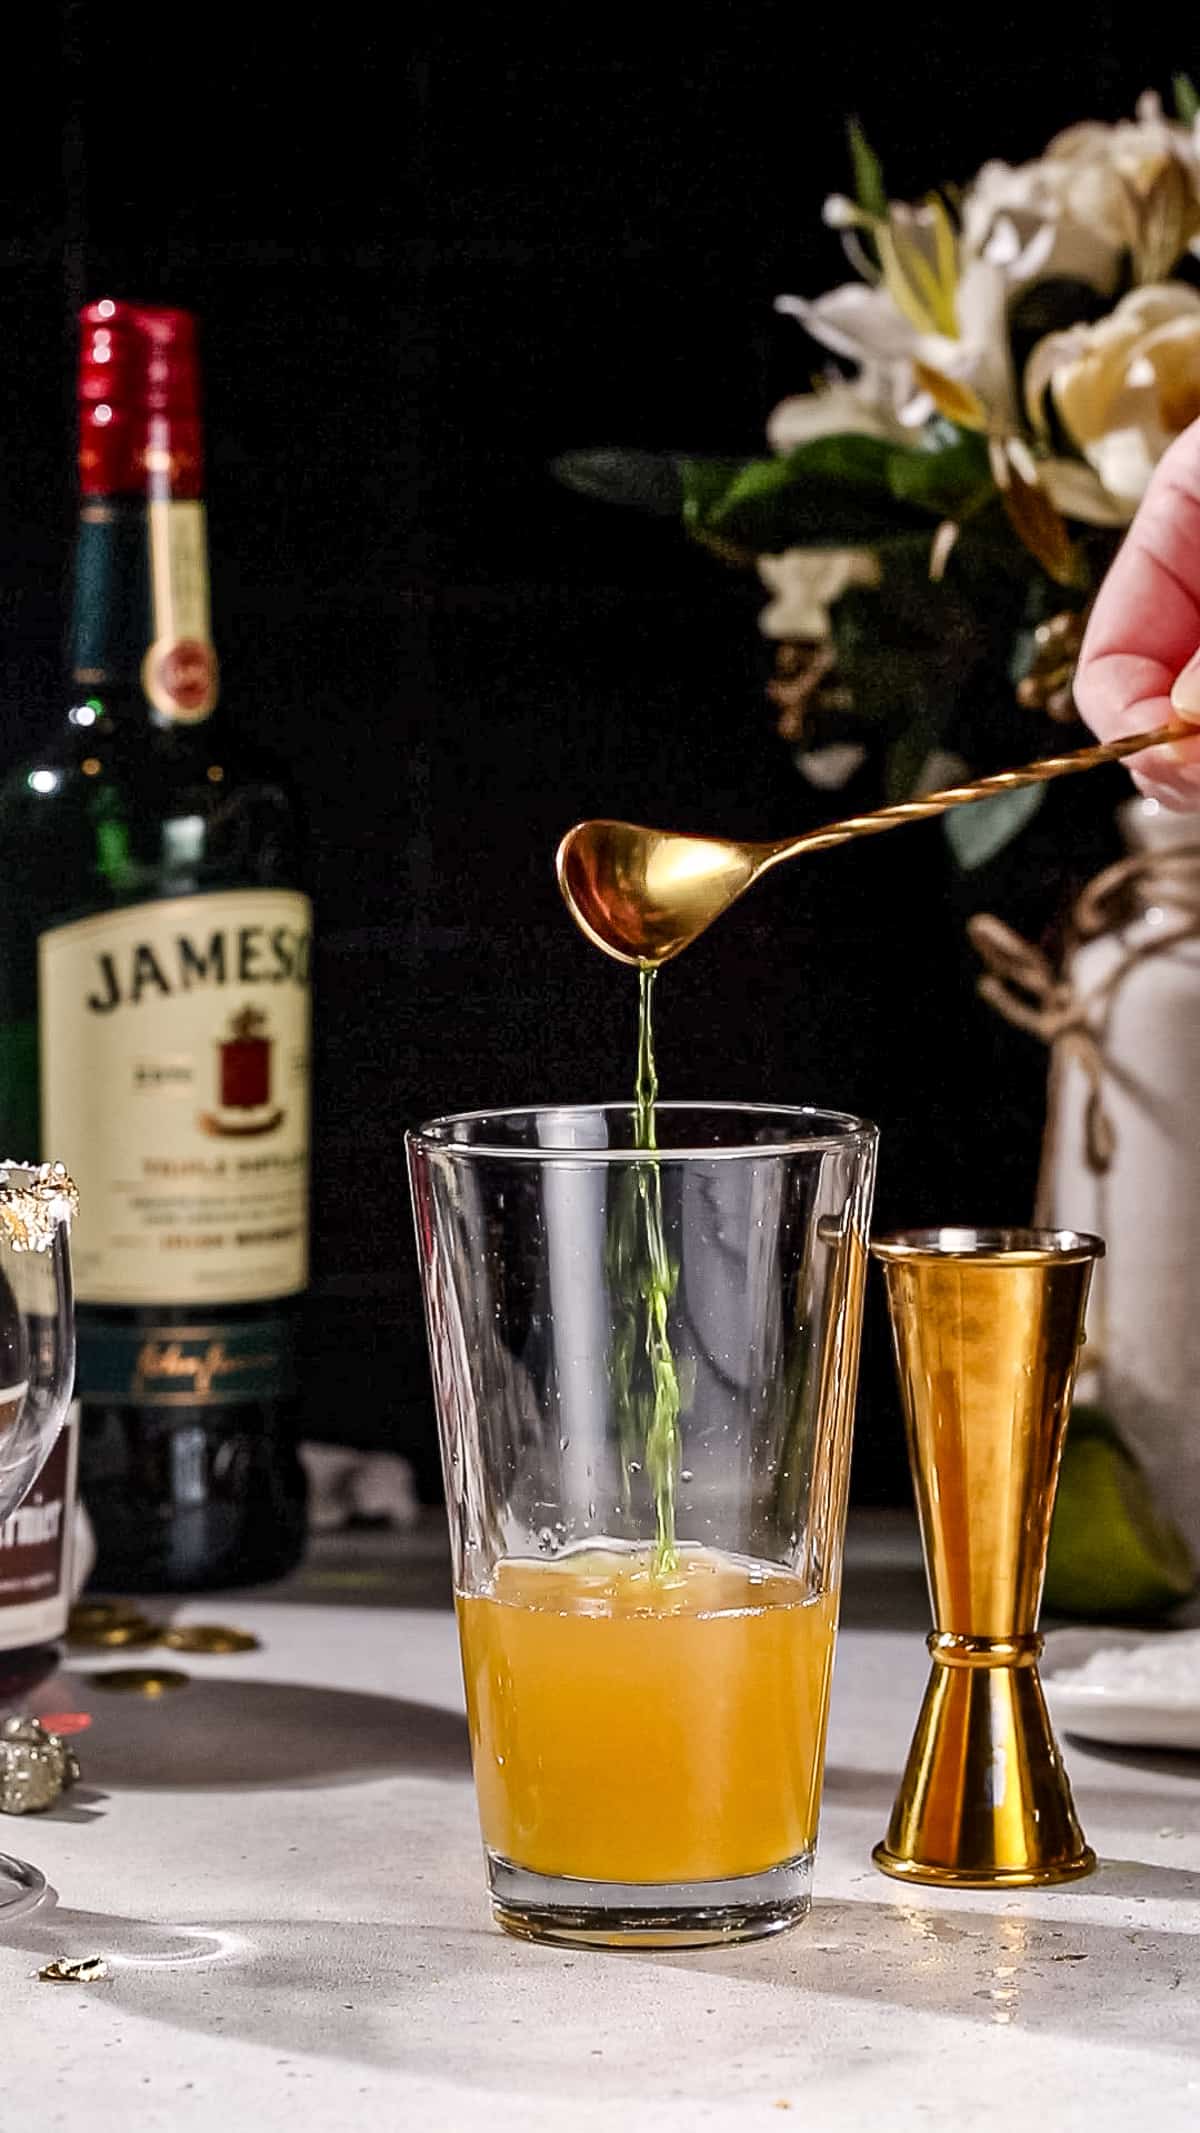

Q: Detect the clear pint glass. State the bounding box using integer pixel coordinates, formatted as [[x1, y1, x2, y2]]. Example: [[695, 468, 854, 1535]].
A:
[[408, 1102, 877, 1947]]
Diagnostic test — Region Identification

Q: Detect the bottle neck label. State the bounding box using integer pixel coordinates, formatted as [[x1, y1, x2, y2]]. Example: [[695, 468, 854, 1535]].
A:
[[142, 500, 219, 722], [70, 497, 220, 725]]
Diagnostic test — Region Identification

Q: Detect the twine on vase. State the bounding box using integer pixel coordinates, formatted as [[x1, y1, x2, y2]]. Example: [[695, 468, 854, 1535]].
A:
[[968, 846, 1200, 1226]]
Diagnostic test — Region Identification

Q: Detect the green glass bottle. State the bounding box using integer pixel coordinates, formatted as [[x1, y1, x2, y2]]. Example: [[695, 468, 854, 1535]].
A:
[[0, 301, 310, 1590]]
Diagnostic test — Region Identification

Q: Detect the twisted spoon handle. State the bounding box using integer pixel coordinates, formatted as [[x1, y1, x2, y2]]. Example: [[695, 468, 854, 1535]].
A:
[[775, 722, 1184, 861]]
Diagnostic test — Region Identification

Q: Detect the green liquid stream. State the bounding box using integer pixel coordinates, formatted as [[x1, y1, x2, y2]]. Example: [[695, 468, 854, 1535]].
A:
[[633, 965, 681, 1574]]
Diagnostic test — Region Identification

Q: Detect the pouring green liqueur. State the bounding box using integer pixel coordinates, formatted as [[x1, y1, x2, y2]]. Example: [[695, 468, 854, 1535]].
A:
[[608, 964, 682, 1574]]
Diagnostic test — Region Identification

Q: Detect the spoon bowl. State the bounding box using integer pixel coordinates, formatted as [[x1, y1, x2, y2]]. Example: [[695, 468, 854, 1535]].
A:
[[556, 820, 763, 967]]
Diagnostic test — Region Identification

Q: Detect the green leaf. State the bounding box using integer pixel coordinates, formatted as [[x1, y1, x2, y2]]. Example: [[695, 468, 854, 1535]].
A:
[[1175, 72, 1200, 125], [944, 780, 1047, 869], [556, 428, 1004, 556], [938, 503, 1049, 592], [884, 706, 945, 802], [551, 448, 683, 517], [681, 435, 919, 552], [679, 455, 774, 526], [885, 427, 994, 519], [818, 532, 991, 746], [848, 116, 888, 221]]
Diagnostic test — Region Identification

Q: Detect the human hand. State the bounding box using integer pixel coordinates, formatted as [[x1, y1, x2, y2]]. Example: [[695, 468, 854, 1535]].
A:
[[1074, 420, 1200, 808]]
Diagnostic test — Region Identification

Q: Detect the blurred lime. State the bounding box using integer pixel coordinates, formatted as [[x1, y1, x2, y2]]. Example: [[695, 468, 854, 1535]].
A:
[[1045, 1404, 1196, 1620]]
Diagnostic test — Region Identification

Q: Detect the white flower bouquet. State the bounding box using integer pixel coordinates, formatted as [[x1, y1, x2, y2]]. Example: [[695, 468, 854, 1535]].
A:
[[557, 86, 1200, 865]]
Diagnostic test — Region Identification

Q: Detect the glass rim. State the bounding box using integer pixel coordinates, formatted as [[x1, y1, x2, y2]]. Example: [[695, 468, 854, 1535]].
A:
[[872, 1225, 1104, 1267], [407, 1099, 878, 1164]]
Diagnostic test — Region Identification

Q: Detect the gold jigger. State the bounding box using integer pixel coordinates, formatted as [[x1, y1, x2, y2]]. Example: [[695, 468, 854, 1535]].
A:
[[871, 1227, 1103, 1889]]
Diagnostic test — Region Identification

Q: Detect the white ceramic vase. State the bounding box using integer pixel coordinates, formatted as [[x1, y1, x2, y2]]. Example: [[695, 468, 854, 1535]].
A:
[[1051, 797, 1200, 1553]]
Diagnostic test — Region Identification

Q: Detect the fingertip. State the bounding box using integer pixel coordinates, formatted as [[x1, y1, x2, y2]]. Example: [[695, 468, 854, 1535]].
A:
[[1161, 730, 1200, 766], [1169, 649, 1200, 720], [1131, 764, 1200, 811], [1129, 729, 1200, 784]]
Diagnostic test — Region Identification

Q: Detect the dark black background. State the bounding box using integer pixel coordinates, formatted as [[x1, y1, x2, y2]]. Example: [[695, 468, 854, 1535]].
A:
[[4, 13, 1185, 1502]]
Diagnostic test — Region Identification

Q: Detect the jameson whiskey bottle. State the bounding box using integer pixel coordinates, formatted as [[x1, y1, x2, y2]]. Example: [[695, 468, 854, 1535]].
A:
[[0, 301, 310, 1590]]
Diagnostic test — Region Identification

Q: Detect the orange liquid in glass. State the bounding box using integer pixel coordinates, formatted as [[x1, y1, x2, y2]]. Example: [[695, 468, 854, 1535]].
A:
[[457, 1545, 839, 1884]]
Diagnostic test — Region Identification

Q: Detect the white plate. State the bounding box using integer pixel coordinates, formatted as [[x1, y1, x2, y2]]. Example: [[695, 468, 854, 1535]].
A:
[[1043, 1627, 1200, 1752]]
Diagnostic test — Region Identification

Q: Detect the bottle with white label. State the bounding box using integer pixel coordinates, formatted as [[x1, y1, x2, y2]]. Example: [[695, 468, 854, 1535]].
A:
[[0, 301, 310, 1589]]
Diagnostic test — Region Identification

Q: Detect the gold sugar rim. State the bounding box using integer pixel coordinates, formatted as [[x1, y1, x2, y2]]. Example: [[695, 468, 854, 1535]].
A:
[[0, 1163, 79, 1251]]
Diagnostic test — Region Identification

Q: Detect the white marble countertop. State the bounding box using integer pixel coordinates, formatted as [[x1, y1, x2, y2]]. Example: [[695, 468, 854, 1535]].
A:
[[7, 1516, 1200, 2132]]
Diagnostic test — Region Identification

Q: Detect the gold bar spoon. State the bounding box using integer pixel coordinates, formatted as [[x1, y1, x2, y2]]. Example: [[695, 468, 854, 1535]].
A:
[[556, 721, 1185, 967]]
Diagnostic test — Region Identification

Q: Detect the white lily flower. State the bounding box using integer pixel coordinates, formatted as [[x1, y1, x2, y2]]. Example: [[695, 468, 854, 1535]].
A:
[[962, 155, 1126, 294], [766, 372, 909, 452], [1037, 456, 1133, 528], [769, 90, 1200, 552], [1027, 282, 1200, 514], [776, 282, 922, 369], [778, 253, 1016, 434], [1044, 91, 1200, 282], [757, 548, 882, 642]]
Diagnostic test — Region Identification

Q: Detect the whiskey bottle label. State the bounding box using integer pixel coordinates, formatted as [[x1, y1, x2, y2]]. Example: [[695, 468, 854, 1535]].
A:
[[0, 1406, 77, 1647], [40, 889, 311, 1305]]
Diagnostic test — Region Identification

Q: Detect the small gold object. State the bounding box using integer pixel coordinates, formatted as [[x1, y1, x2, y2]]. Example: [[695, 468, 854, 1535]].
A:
[[0, 1716, 81, 1814], [39, 1956, 108, 1983], [556, 722, 1183, 966], [767, 639, 841, 742], [89, 1667, 190, 1696], [871, 1227, 1101, 1888], [69, 1615, 162, 1651], [162, 1623, 259, 1654], [1015, 610, 1087, 722], [68, 1601, 140, 1634]]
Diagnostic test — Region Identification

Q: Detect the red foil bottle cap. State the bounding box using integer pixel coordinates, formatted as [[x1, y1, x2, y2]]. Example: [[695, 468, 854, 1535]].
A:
[[78, 300, 203, 497]]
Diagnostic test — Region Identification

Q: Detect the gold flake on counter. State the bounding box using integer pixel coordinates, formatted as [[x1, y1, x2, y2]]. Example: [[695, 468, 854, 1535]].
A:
[[68, 1614, 163, 1651], [162, 1623, 260, 1654], [89, 1667, 191, 1696], [68, 1601, 140, 1635], [69, 1604, 262, 1656]]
